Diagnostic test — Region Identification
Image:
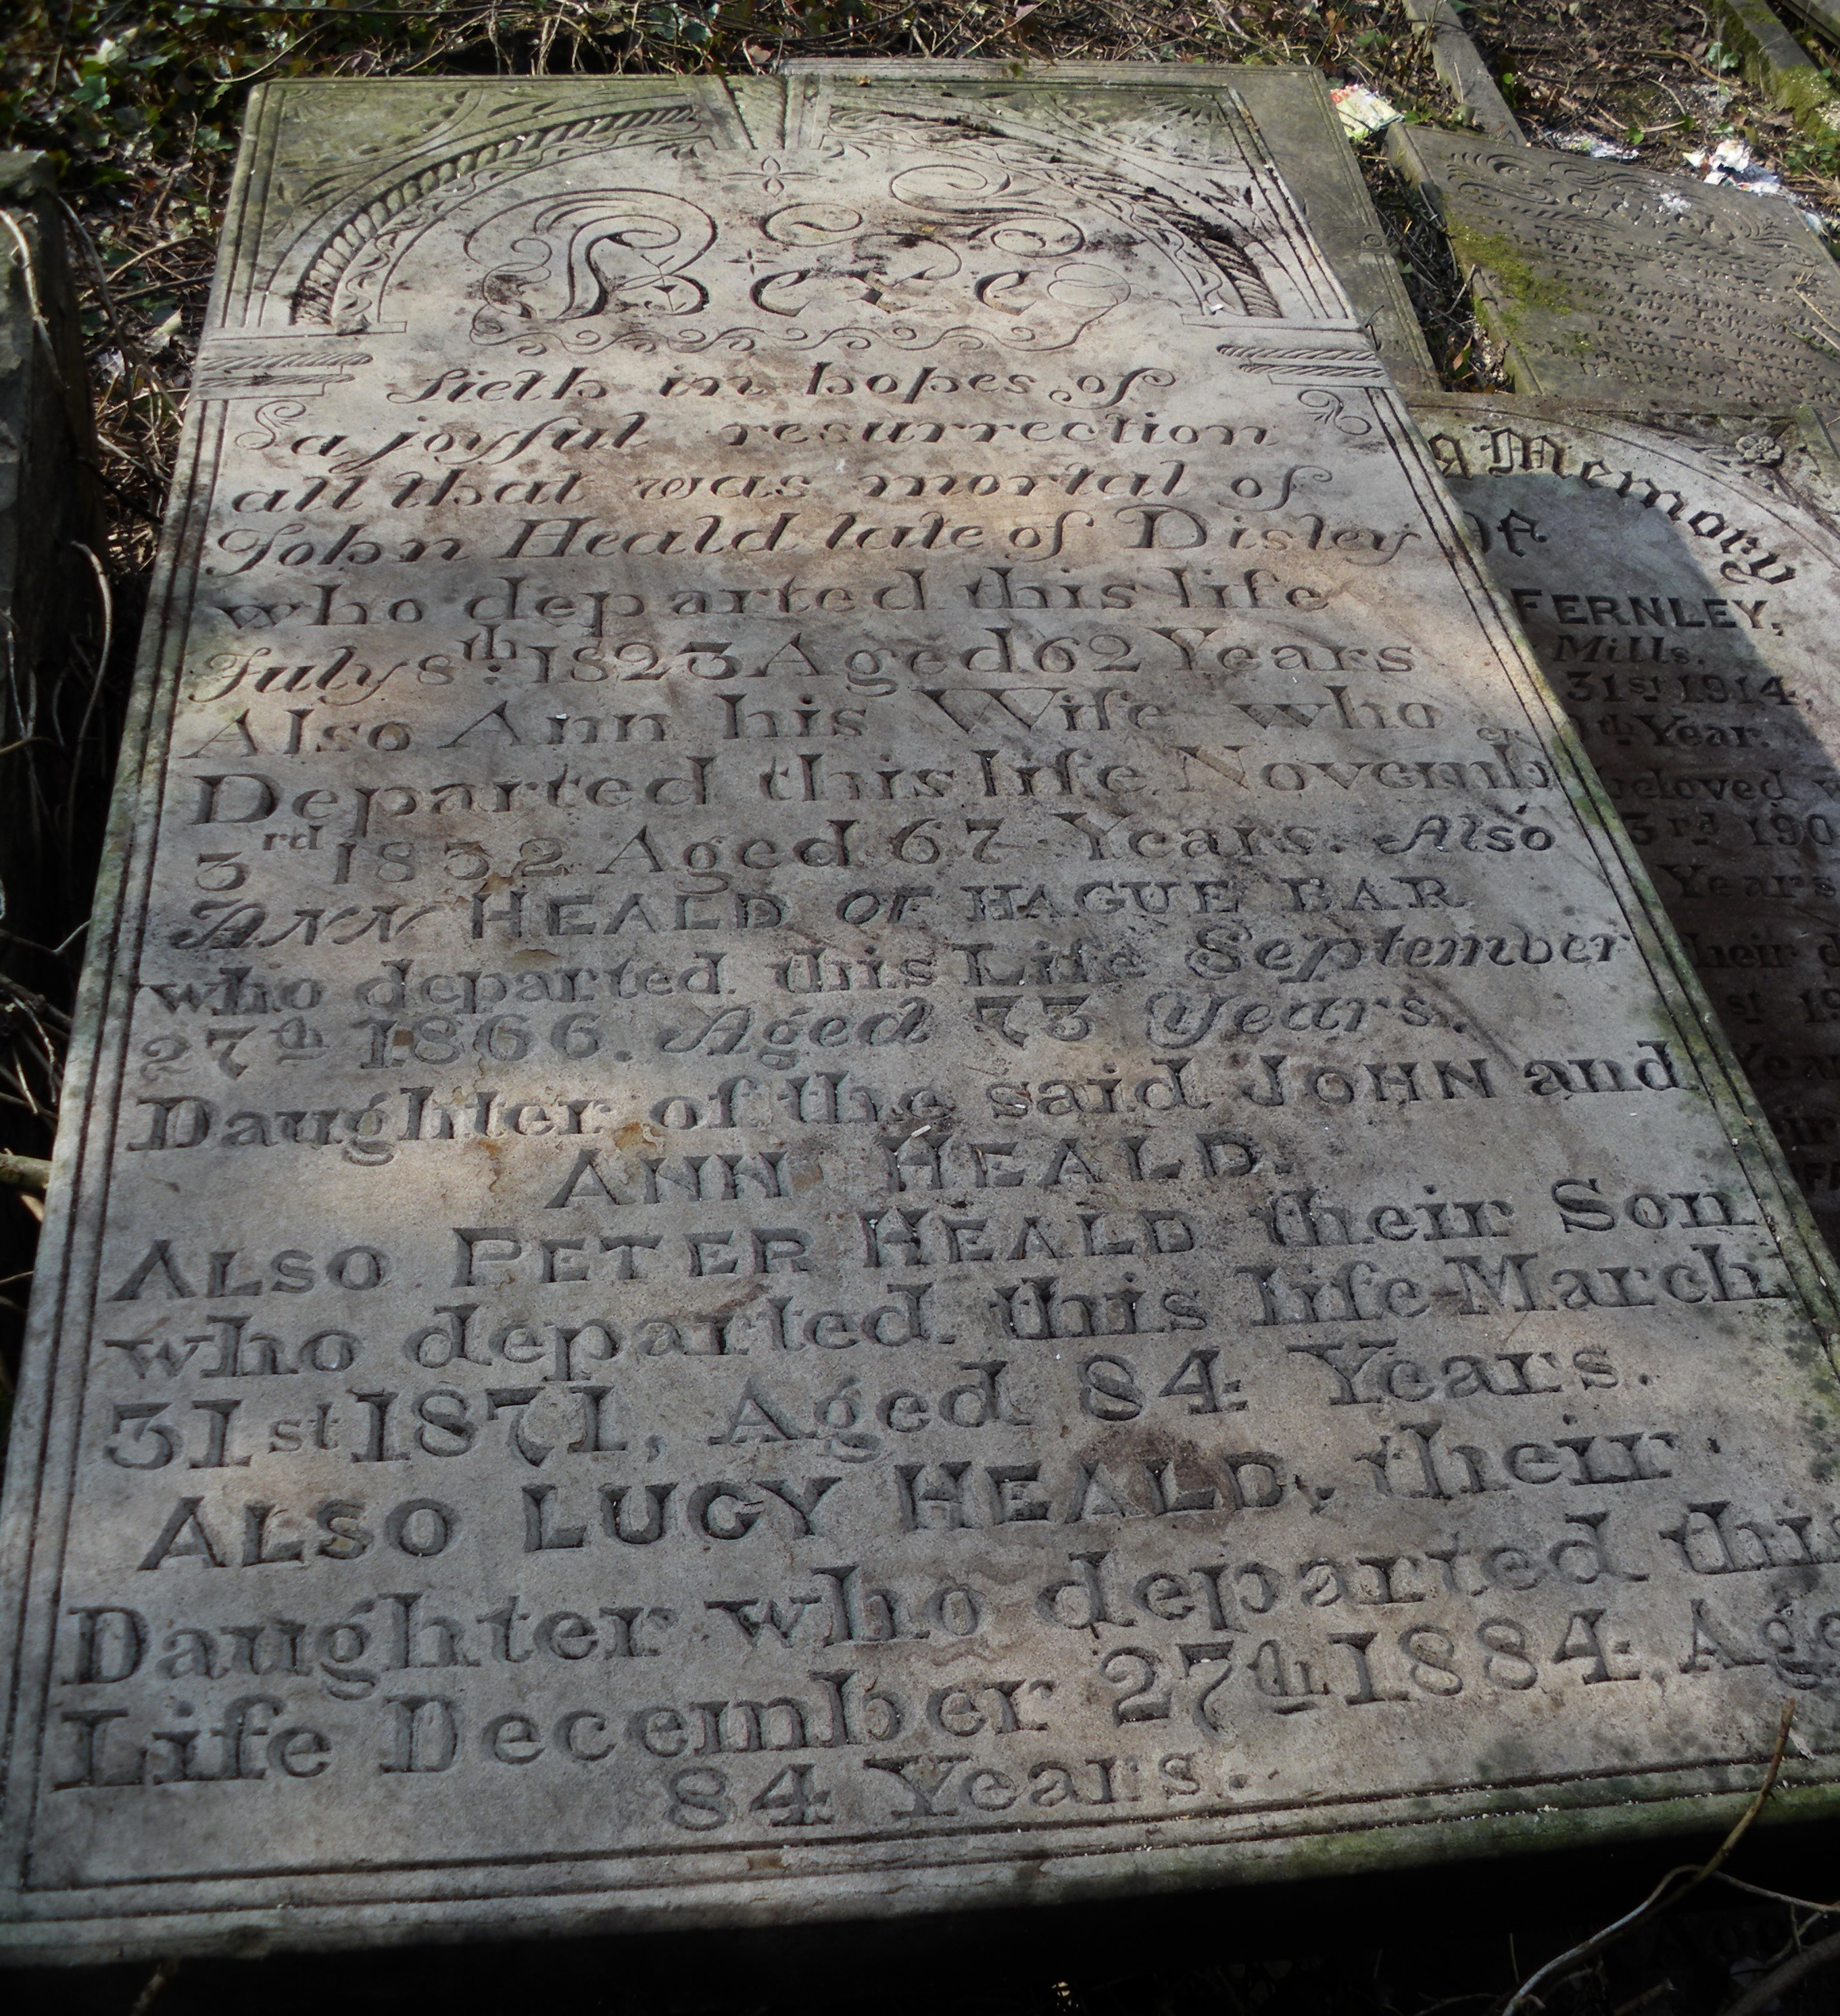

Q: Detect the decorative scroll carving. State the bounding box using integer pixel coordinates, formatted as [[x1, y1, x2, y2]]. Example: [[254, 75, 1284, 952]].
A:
[[285, 103, 708, 333], [826, 104, 1285, 322], [464, 191, 718, 347]]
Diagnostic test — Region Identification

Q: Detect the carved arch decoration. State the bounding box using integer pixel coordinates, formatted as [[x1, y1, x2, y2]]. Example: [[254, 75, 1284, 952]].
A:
[[731, 142, 1138, 355], [276, 100, 709, 333], [819, 95, 1296, 322], [262, 80, 1309, 350]]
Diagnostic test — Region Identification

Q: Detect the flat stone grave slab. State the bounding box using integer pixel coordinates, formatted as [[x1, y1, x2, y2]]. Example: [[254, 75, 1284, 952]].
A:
[[1392, 126, 1840, 412], [3, 71, 1840, 1963], [1418, 395, 1840, 1244], [785, 62, 1439, 393]]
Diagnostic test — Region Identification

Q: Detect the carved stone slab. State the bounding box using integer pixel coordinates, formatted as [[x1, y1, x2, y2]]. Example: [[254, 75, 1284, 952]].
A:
[[1392, 126, 1840, 412], [3, 74, 1840, 1964], [1418, 397, 1840, 1246], [785, 62, 1439, 393]]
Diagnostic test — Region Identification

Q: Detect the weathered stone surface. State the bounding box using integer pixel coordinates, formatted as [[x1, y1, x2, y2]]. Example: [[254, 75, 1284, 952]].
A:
[[786, 62, 1438, 392], [1418, 395, 1840, 1243], [3, 72, 1840, 1964], [1392, 126, 1840, 410]]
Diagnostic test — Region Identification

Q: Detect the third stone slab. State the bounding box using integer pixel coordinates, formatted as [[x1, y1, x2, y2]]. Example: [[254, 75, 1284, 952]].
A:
[[1393, 126, 1840, 412]]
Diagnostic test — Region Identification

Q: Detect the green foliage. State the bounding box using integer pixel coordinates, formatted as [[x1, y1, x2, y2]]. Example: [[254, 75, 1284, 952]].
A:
[[1, 0, 1445, 220], [1788, 128, 1840, 178]]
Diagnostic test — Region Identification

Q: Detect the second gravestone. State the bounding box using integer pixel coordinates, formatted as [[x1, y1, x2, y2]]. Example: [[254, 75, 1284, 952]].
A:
[[1421, 400, 1840, 1247], [4, 71, 1840, 1961]]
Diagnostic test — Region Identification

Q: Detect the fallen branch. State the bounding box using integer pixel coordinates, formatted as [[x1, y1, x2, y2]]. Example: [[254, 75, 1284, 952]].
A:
[[1714, 1873, 1840, 1914]]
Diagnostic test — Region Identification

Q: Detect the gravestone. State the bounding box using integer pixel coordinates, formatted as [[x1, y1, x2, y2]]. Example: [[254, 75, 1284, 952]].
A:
[[786, 62, 1439, 393], [4, 71, 1840, 1963], [1391, 126, 1840, 410], [1418, 396, 1840, 1245]]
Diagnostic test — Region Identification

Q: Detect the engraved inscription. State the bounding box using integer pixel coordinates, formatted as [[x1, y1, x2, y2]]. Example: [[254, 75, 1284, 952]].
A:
[[1426, 401, 1840, 1249]]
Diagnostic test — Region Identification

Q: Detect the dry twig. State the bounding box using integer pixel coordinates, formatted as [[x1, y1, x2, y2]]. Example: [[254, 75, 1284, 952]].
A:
[[1501, 1702, 1797, 2015]]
